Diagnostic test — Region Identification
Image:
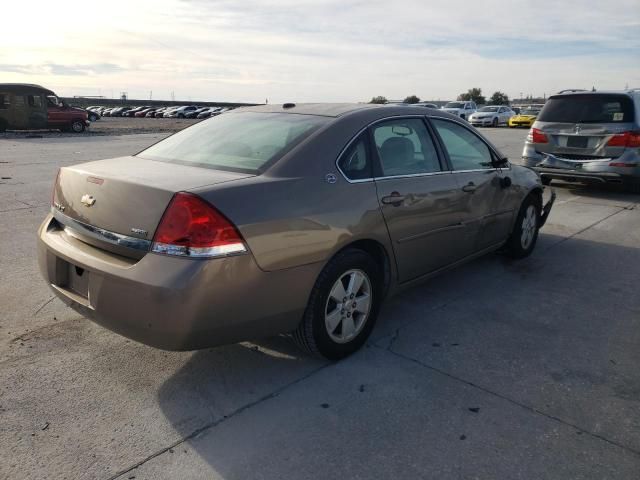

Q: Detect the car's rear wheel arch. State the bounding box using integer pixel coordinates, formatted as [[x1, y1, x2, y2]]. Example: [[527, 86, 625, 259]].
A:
[[335, 239, 392, 297]]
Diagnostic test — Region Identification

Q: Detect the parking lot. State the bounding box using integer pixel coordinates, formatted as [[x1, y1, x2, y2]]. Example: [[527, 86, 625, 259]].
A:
[[1, 127, 639, 479]]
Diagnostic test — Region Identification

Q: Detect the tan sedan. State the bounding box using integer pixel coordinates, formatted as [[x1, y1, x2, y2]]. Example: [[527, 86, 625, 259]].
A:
[[38, 104, 554, 359]]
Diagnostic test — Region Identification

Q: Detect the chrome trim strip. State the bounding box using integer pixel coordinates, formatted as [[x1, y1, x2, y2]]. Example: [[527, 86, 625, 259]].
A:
[[373, 171, 453, 181], [52, 208, 151, 252]]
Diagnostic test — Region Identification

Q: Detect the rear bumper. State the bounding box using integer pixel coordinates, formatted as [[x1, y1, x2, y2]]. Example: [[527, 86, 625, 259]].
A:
[[523, 150, 640, 184], [37, 214, 320, 350]]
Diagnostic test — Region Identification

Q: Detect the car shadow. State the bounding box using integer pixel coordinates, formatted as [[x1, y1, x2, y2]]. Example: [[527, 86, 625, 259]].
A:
[[549, 179, 640, 201], [150, 231, 640, 478]]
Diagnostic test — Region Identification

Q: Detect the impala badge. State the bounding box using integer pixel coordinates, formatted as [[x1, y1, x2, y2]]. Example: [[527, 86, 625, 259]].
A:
[[130, 227, 148, 238], [81, 194, 96, 207]]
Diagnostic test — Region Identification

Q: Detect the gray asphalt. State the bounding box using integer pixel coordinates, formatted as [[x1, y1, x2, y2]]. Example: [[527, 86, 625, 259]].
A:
[[1, 128, 639, 479]]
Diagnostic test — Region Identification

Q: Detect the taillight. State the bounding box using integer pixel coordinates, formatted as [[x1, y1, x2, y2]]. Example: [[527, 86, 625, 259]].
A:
[[529, 128, 548, 144], [609, 162, 638, 167], [151, 192, 246, 258], [606, 131, 640, 148]]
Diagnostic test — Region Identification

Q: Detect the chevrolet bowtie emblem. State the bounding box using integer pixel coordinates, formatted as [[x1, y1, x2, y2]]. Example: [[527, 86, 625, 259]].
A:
[[81, 194, 96, 207]]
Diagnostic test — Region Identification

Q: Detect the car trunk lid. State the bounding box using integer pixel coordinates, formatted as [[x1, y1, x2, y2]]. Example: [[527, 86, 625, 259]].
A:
[[53, 156, 253, 257]]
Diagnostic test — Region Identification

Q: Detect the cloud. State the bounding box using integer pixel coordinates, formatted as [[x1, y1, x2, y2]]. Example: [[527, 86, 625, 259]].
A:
[[1, 0, 638, 102]]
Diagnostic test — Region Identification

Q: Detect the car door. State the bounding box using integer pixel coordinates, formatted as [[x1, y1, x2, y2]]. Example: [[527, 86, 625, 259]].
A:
[[430, 118, 516, 254], [370, 117, 471, 282]]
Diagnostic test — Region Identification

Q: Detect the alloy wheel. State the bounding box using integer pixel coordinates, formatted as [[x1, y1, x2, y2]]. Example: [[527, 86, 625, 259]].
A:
[[520, 205, 537, 249], [324, 269, 372, 344]]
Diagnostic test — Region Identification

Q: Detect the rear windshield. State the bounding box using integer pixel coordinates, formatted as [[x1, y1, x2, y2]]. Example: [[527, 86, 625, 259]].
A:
[[137, 112, 330, 173], [538, 94, 635, 123]]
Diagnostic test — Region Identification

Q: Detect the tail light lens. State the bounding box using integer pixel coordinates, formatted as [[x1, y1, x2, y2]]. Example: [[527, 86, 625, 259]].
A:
[[529, 128, 548, 144], [151, 192, 246, 258], [606, 131, 640, 148]]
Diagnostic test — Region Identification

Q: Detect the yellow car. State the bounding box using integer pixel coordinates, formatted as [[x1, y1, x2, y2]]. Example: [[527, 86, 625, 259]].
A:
[[508, 109, 541, 128]]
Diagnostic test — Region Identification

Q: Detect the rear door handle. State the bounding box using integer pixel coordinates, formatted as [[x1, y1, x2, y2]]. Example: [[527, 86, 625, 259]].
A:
[[462, 182, 477, 193], [381, 192, 406, 205]]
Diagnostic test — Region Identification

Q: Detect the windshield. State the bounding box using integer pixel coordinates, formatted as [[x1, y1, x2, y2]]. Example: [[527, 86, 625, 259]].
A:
[[444, 102, 465, 108], [521, 109, 540, 116], [479, 107, 499, 112], [538, 94, 634, 123], [137, 112, 330, 173]]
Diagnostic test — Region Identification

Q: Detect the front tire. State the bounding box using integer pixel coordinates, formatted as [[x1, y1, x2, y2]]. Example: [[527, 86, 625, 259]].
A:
[[292, 248, 382, 360], [505, 195, 541, 259], [492, 117, 499, 127], [70, 120, 85, 133]]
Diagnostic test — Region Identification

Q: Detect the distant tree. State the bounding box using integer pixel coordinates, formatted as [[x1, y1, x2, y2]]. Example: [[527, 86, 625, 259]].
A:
[[370, 96, 388, 104], [489, 91, 510, 105], [403, 95, 420, 104], [457, 88, 485, 105]]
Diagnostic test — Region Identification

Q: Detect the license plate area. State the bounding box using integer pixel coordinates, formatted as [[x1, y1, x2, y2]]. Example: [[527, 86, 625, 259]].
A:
[[56, 259, 90, 299], [567, 136, 589, 148]]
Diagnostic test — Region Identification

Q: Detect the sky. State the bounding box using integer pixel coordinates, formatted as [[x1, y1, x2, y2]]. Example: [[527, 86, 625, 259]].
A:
[[1, 0, 638, 103]]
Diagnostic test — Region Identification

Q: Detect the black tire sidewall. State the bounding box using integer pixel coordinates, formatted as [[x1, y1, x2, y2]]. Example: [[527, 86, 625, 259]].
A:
[[308, 250, 382, 360]]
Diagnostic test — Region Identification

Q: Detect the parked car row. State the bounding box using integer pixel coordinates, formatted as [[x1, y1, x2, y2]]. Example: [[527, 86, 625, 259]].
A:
[[85, 105, 231, 119]]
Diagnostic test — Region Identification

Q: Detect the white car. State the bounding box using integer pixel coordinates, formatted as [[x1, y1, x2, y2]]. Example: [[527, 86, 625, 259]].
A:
[[440, 101, 477, 120], [468, 106, 515, 127]]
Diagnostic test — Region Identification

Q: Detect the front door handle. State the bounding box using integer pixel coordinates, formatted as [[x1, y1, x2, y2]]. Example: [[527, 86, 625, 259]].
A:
[[381, 191, 406, 205], [462, 182, 477, 193]]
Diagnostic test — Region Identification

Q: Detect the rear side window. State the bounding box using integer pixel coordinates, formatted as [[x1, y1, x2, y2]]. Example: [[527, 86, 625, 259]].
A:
[[138, 112, 330, 173], [372, 118, 441, 177], [538, 94, 634, 123], [338, 134, 372, 180], [0, 93, 9, 109]]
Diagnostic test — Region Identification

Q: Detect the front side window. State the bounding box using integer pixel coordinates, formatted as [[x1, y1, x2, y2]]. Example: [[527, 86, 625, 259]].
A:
[[0, 93, 9, 109], [372, 118, 441, 177], [432, 119, 494, 171], [338, 134, 372, 180], [138, 112, 330, 173]]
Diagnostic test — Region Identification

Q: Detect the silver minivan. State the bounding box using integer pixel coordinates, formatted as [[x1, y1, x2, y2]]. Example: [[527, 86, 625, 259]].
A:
[[522, 89, 640, 192]]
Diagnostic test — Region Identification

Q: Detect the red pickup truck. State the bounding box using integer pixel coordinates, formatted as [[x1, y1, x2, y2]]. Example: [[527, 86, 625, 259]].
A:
[[0, 83, 89, 133]]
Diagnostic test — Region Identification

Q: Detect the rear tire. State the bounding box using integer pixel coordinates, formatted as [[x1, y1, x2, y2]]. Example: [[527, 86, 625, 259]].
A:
[[292, 248, 382, 360], [505, 195, 541, 259], [625, 181, 640, 194]]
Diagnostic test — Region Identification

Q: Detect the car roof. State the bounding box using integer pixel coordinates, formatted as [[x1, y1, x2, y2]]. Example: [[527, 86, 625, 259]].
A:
[[234, 103, 459, 120], [0, 83, 56, 95]]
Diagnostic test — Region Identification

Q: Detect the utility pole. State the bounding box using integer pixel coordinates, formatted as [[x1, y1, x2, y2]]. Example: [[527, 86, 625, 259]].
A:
[[149, 90, 152, 100]]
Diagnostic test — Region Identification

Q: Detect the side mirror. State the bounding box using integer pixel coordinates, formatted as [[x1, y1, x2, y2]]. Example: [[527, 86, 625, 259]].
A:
[[493, 156, 509, 168]]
